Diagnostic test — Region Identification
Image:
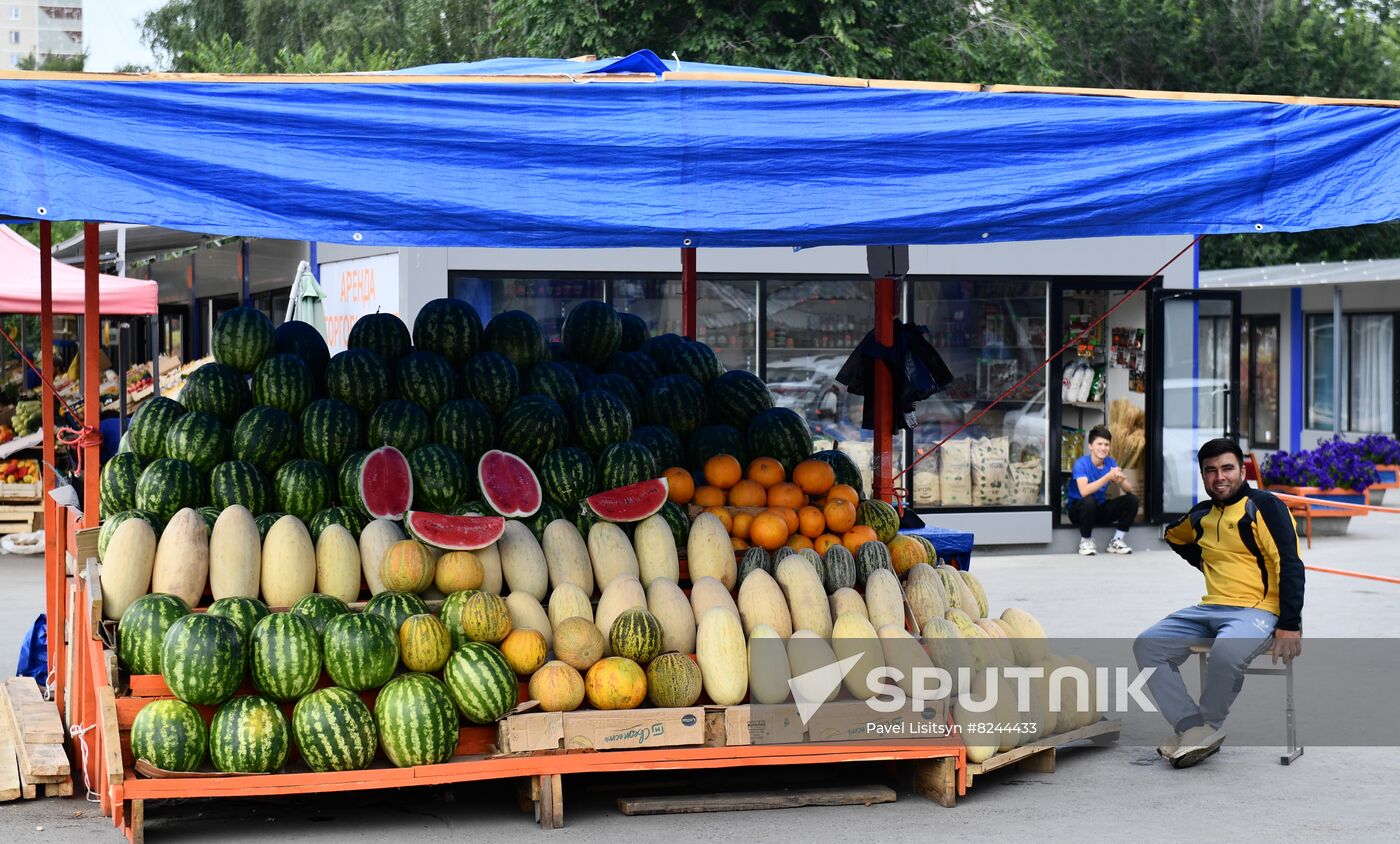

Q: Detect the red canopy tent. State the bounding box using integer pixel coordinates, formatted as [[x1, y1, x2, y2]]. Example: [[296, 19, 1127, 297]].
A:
[[0, 225, 156, 314]]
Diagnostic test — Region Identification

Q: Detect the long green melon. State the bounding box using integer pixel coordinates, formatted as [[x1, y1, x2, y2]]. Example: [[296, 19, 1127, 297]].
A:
[[322, 612, 398, 691], [212, 306, 276, 373], [375, 672, 459, 767], [161, 613, 245, 706], [209, 695, 288, 773], [443, 641, 519, 724], [117, 593, 191, 675], [291, 687, 378, 773], [248, 612, 322, 702], [130, 699, 207, 773]]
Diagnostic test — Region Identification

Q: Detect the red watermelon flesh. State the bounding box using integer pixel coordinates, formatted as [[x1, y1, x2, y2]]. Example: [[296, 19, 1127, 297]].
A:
[[404, 511, 506, 550], [477, 450, 541, 518], [586, 477, 669, 523], [359, 446, 413, 520]]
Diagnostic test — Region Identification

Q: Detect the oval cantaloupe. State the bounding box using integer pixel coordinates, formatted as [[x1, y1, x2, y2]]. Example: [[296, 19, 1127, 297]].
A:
[[633, 514, 680, 587], [1001, 607, 1051, 664], [736, 569, 793, 639], [505, 592, 553, 647], [829, 587, 868, 621], [594, 576, 646, 653], [687, 512, 736, 589], [151, 508, 209, 609], [645, 577, 696, 656], [696, 607, 748, 706], [830, 613, 883, 700], [905, 579, 946, 631], [877, 624, 937, 701], [863, 568, 906, 631], [476, 542, 504, 595], [786, 630, 841, 704], [100, 518, 158, 620], [774, 557, 832, 639], [541, 519, 594, 596], [587, 521, 639, 589], [747, 624, 792, 704], [960, 570, 990, 618], [548, 583, 594, 629], [689, 576, 740, 624], [315, 523, 362, 604], [905, 562, 938, 590], [498, 520, 548, 600], [262, 514, 315, 607], [208, 505, 260, 600], [359, 519, 403, 596]]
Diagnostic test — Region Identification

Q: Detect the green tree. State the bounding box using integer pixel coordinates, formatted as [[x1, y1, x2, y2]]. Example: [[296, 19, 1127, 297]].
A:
[[16, 51, 86, 71]]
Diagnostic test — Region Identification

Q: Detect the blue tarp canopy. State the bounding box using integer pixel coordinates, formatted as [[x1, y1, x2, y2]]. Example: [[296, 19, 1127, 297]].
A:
[[3, 50, 1400, 248]]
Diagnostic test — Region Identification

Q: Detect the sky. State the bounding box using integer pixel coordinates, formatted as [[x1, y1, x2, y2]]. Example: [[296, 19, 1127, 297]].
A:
[[84, 0, 166, 71]]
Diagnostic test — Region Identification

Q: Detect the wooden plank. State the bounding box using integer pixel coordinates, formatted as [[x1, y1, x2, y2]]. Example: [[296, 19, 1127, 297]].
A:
[[1016, 749, 1056, 774], [131, 798, 144, 844], [617, 784, 897, 816], [966, 719, 1121, 778], [99, 687, 124, 787], [17, 704, 64, 743], [912, 757, 958, 808], [0, 710, 23, 802], [0, 680, 70, 781], [42, 777, 73, 797]]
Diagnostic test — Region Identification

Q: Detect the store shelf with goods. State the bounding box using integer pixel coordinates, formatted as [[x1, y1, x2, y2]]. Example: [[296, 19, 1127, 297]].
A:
[[1062, 401, 1106, 412]]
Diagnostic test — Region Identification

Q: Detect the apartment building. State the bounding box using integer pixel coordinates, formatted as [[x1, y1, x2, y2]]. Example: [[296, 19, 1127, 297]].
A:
[[4, 1, 82, 69]]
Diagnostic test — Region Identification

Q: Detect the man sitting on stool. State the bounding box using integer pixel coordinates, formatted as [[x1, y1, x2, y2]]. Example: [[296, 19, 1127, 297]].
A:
[[1067, 425, 1137, 555]]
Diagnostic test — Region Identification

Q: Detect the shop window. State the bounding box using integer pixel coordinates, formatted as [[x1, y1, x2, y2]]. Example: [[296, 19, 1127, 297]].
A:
[[1306, 314, 1338, 429], [1307, 312, 1395, 433], [1240, 316, 1280, 449], [450, 275, 605, 342], [612, 278, 757, 374], [906, 278, 1049, 508]]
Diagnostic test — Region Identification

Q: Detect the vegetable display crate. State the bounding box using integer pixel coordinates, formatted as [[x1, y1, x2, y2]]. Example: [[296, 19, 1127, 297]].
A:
[[0, 502, 43, 534], [957, 718, 1121, 799], [0, 482, 41, 502]]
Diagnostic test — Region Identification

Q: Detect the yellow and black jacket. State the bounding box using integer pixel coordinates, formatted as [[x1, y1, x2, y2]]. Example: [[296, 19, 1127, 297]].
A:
[[1163, 485, 1305, 631]]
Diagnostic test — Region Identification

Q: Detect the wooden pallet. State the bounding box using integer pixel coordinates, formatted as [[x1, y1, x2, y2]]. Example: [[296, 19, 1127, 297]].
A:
[[960, 719, 1121, 794], [0, 503, 43, 535], [0, 677, 73, 802]]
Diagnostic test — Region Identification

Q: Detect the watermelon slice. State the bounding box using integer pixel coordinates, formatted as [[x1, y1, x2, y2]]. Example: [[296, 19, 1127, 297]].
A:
[[477, 450, 541, 518], [585, 477, 669, 523], [359, 446, 413, 520], [404, 511, 506, 551]]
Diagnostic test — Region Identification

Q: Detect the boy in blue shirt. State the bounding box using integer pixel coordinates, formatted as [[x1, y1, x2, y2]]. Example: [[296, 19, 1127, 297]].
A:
[[1067, 425, 1138, 555]]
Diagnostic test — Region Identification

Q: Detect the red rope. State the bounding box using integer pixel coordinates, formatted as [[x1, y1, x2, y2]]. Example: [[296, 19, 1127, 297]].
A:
[[0, 326, 101, 476], [893, 234, 1204, 485]]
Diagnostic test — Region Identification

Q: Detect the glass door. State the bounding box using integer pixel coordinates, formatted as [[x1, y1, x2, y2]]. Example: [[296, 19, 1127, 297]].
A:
[[1149, 290, 1240, 519]]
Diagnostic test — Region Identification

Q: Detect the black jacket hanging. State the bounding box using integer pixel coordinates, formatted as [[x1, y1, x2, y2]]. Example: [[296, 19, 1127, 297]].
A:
[[836, 321, 955, 433]]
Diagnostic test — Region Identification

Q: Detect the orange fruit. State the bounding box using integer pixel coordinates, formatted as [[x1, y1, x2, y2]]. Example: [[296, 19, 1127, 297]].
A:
[[792, 460, 836, 496], [797, 505, 826, 539], [703, 454, 743, 490], [768, 506, 800, 535], [727, 479, 767, 508], [813, 533, 843, 555], [766, 482, 806, 510], [826, 484, 859, 507], [746, 457, 786, 488], [730, 537, 750, 551], [662, 467, 695, 504], [704, 506, 734, 534], [822, 498, 857, 533], [750, 512, 789, 551], [693, 485, 726, 508], [842, 525, 879, 554], [731, 511, 755, 541], [784, 534, 814, 552]]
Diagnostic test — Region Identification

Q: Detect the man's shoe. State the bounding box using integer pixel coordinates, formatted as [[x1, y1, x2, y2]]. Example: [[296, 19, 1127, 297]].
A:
[[1170, 726, 1226, 768], [1157, 732, 1184, 758], [1078, 539, 1097, 556], [1106, 537, 1133, 555]]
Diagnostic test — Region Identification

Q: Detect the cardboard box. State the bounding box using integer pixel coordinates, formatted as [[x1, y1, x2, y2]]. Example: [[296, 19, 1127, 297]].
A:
[[498, 707, 708, 754], [804, 698, 952, 743], [723, 704, 808, 746], [497, 710, 564, 755]]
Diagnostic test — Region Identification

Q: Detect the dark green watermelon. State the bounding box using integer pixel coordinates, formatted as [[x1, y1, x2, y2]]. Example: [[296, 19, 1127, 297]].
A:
[[300, 398, 362, 469], [412, 297, 483, 367], [707, 369, 774, 429], [163, 411, 228, 474], [568, 389, 632, 456], [347, 312, 412, 366], [252, 353, 314, 417], [658, 500, 690, 547], [434, 399, 495, 467], [326, 349, 391, 416], [179, 363, 251, 427], [212, 307, 275, 373], [597, 441, 658, 490], [408, 444, 471, 513], [561, 300, 622, 368], [209, 460, 271, 514], [664, 340, 724, 385], [484, 310, 548, 369], [646, 374, 707, 437], [588, 373, 643, 421], [396, 350, 456, 415], [367, 400, 430, 454], [232, 406, 298, 474], [461, 351, 519, 415], [307, 507, 368, 542], [274, 459, 334, 522], [641, 332, 689, 371], [688, 424, 748, 475], [127, 396, 187, 460], [618, 312, 649, 352], [748, 407, 815, 474], [631, 425, 685, 471], [100, 452, 145, 516], [135, 458, 204, 521], [273, 320, 331, 391], [605, 350, 661, 396], [808, 449, 866, 498], [523, 361, 580, 406], [498, 394, 568, 466], [336, 451, 370, 516], [539, 447, 596, 509]]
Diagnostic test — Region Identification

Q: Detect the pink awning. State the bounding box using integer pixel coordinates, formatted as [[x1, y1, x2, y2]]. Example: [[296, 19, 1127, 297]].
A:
[[1, 226, 158, 315]]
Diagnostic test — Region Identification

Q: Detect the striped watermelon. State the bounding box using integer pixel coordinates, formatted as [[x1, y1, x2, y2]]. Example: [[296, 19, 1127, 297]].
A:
[[322, 612, 399, 691], [561, 300, 622, 367], [326, 349, 391, 416], [161, 613, 245, 706], [412, 297, 483, 367], [558, 359, 595, 390], [520, 502, 567, 542], [364, 591, 430, 638], [274, 459, 333, 522], [707, 369, 773, 429], [212, 307, 276, 373], [645, 374, 707, 436], [197, 506, 220, 531], [399, 613, 452, 673], [618, 312, 649, 352], [396, 350, 457, 415], [461, 351, 519, 415], [434, 399, 496, 468], [117, 593, 192, 675], [209, 695, 288, 773], [100, 452, 144, 515], [687, 424, 748, 475], [130, 699, 207, 772], [98, 510, 163, 561], [291, 687, 378, 773], [408, 444, 471, 513], [249, 612, 322, 701], [484, 310, 548, 369], [608, 608, 663, 664], [180, 363, 252, 426], [252, 353, 314, 417], [127, 397, 187, 459], [347, 312, 411, 366], [253, 512, 286, 541], [606, 350, 661, 396], [539, 447, 596, 509], [375, 673, 459, 767], [645, 651, 703, 707], [300, 398, 362, 469], [631, 425, 685, 472], [443, 641, 519, 724], [206, 596, 271, 647], [358, 446, 413, 520], [439, 589, 477, 650], [209, 460, 271, 515], [289, 593, 350, 636], [855, 499, 900, 542], [273, 320, 331, 391], [368, 400, 431, 454], [658, 500, 690, 547], [135, 458, 205, 521], [808, 449, 866, 498], [588, 373, 643, 421], [597, 441, 658, 490], [477, 450, 541, 518], [523, 361, 580, 406], [498, 395, 568, 466], [746, 407, 814, 474], [337, 451, 369, 515], [641, 333, 688, 370], [307, 507, 367, 542], [232, 406, 298, 474], [568, 389, 632, 456], [163, 411, 228, 474], [663, 340, 723, 386]]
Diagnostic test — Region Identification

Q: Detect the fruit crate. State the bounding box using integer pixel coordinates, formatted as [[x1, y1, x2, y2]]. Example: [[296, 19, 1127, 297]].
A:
[[0, 482, 41, 503], [0, 502, 43, 535]]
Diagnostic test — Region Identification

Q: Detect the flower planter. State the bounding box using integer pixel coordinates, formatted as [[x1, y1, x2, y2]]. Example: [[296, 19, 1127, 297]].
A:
[[1265, 485, 1363, 537], [1369, 465, 1400, 505]]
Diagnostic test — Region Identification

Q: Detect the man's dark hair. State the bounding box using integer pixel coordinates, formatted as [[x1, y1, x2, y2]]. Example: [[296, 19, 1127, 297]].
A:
[[1086, 425, 1112, 444], [1197, 437, 1244, 469]]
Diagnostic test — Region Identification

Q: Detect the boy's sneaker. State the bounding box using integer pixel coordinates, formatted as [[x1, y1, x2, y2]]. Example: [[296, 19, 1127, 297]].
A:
[[1078, 539, 1097, 556], [1106, 537, 1133, 554], [1170, 726, 1226, 768]]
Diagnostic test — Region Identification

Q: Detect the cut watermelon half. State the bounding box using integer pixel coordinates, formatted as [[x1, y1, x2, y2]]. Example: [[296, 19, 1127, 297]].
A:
[[477, 449, 542, 518], [359, 446, 413, 520], [585, 477, 669, 523], [404, 511, 506, 551]]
